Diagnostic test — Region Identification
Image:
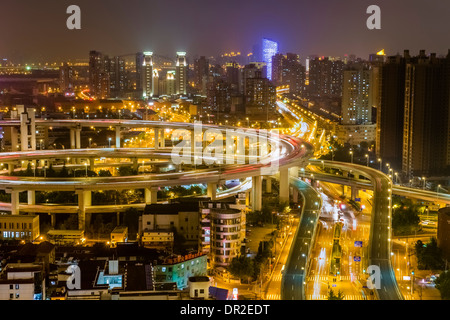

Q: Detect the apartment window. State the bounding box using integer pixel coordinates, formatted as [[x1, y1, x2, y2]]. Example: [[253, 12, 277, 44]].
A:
[[9, 294, 13, 300], [9, 284, 13, 290], [15, 284, 19, 290], [15, 293, 19, 299]]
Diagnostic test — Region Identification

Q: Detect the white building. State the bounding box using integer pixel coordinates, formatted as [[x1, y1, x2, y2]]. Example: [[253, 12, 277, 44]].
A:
[[0, 263, 45, 300]]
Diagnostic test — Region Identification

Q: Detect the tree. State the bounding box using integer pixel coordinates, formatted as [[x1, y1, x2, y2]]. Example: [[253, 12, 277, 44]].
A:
[[327, 288, 345, 300], [98, 170, 112, 177], [228, 256, 254, 283], [123, 208, 140, 240], [435, 270, 450, 300], [415, 237, 444, 270], [392, 205, 420, 235]]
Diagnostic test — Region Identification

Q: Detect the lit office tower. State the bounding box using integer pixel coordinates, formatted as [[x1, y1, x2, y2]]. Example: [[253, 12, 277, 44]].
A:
[[176, 52, 187, 95], [142, 52, 153, 99], [341, 63, 373, 125], [262, 38, 278, 81]]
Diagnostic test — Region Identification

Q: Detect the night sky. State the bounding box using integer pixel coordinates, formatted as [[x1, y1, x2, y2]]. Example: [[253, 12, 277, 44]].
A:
[[1, 0, 450, 63]]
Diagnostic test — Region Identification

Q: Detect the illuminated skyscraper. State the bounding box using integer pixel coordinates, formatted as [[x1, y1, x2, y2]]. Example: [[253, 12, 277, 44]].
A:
[[176, 52, 187, 95], [262, 38, 278, 81], [142, 52, 153, 99]]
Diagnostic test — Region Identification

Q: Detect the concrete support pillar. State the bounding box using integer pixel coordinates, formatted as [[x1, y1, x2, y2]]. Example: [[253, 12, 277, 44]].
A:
[[145, 187, 158, 204], [351, 187, 359, 201], [75, 128, 81, 149], [160, 129, 165, 148], [252, 176, 262, 211], [70, 128, 76, 149], [132, 158, 138, 171], [293, 188, 299, 204], [279, 168, 290, 204], [50, 213, 56, 228], [9, 190, 20, 215], [27, 190, 35, 205], [289, 166, 299, 178], [207, 183, 217, 201], [154, 128, 159, 150], [89, 158, 95, 171], [342, 185, 348, 197], [265, 177, 272, 194], [11, 128, 19, 151], [77, 190, 91, 230], [115, 126, 121, 148], [7, 163, 14, 175]]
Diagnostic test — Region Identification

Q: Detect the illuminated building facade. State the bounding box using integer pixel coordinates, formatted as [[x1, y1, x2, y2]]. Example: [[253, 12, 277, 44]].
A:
[[262, 38, 278, 81], [142, 52, 154, 99], [176, 52, 187, 95]]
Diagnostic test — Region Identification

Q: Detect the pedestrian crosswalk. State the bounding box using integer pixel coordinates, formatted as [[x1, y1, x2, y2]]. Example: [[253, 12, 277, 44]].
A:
[[272, 274, 283, 282], [306, 294, 365, 300], [306, 275, 360, 282]]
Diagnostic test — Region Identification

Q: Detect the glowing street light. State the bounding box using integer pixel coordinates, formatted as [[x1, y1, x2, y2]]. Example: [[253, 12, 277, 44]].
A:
[[349, 151, 353, 164]]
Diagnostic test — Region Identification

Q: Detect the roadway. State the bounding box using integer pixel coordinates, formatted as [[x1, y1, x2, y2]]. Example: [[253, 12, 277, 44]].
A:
[[309, 159, 403, 300], [281, 177, 322, 300]]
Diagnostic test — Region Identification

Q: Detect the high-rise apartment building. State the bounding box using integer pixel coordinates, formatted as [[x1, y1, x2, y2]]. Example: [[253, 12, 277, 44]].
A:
[[402, 50, 450, 177], [341, 63, 373, 125], [308, 57, 344, 97], [194, 56, 209, 94], [89, 50, 109, 99], [377, 50, 450, 177]]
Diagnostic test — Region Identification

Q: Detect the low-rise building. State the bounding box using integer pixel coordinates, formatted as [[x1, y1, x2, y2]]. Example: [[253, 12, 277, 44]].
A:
[[0, 214, 40, 241], [155, 252, 207, 290], [336, 123, 376, 145], [0, 263, 45, 300], [188, 276, 210, 300], [46, 230, 85, 246], [140, 230, 174, 250], [110, 226, 128, 247]]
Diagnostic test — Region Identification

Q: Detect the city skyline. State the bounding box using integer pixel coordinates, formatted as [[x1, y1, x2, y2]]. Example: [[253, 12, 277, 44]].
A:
[[2, 0, 450, 63]]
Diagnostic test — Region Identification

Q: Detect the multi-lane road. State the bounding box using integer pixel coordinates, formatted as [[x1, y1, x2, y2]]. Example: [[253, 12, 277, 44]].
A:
[[309, 159, 403, 300], [281, 177, 322, 300]]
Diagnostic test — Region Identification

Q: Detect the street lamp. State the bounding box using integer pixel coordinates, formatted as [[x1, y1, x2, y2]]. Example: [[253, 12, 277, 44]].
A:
[[365, 154, 369, 167], [437, 184, 441, 199], [108, 137, 112, 148], [394, 172, 398, 184], [89, 138, 92, 148], [378, 158, 382, 171], [84, 162, 88, 177], [422, 177, 426, 190], [349, 151, 353, 164]]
